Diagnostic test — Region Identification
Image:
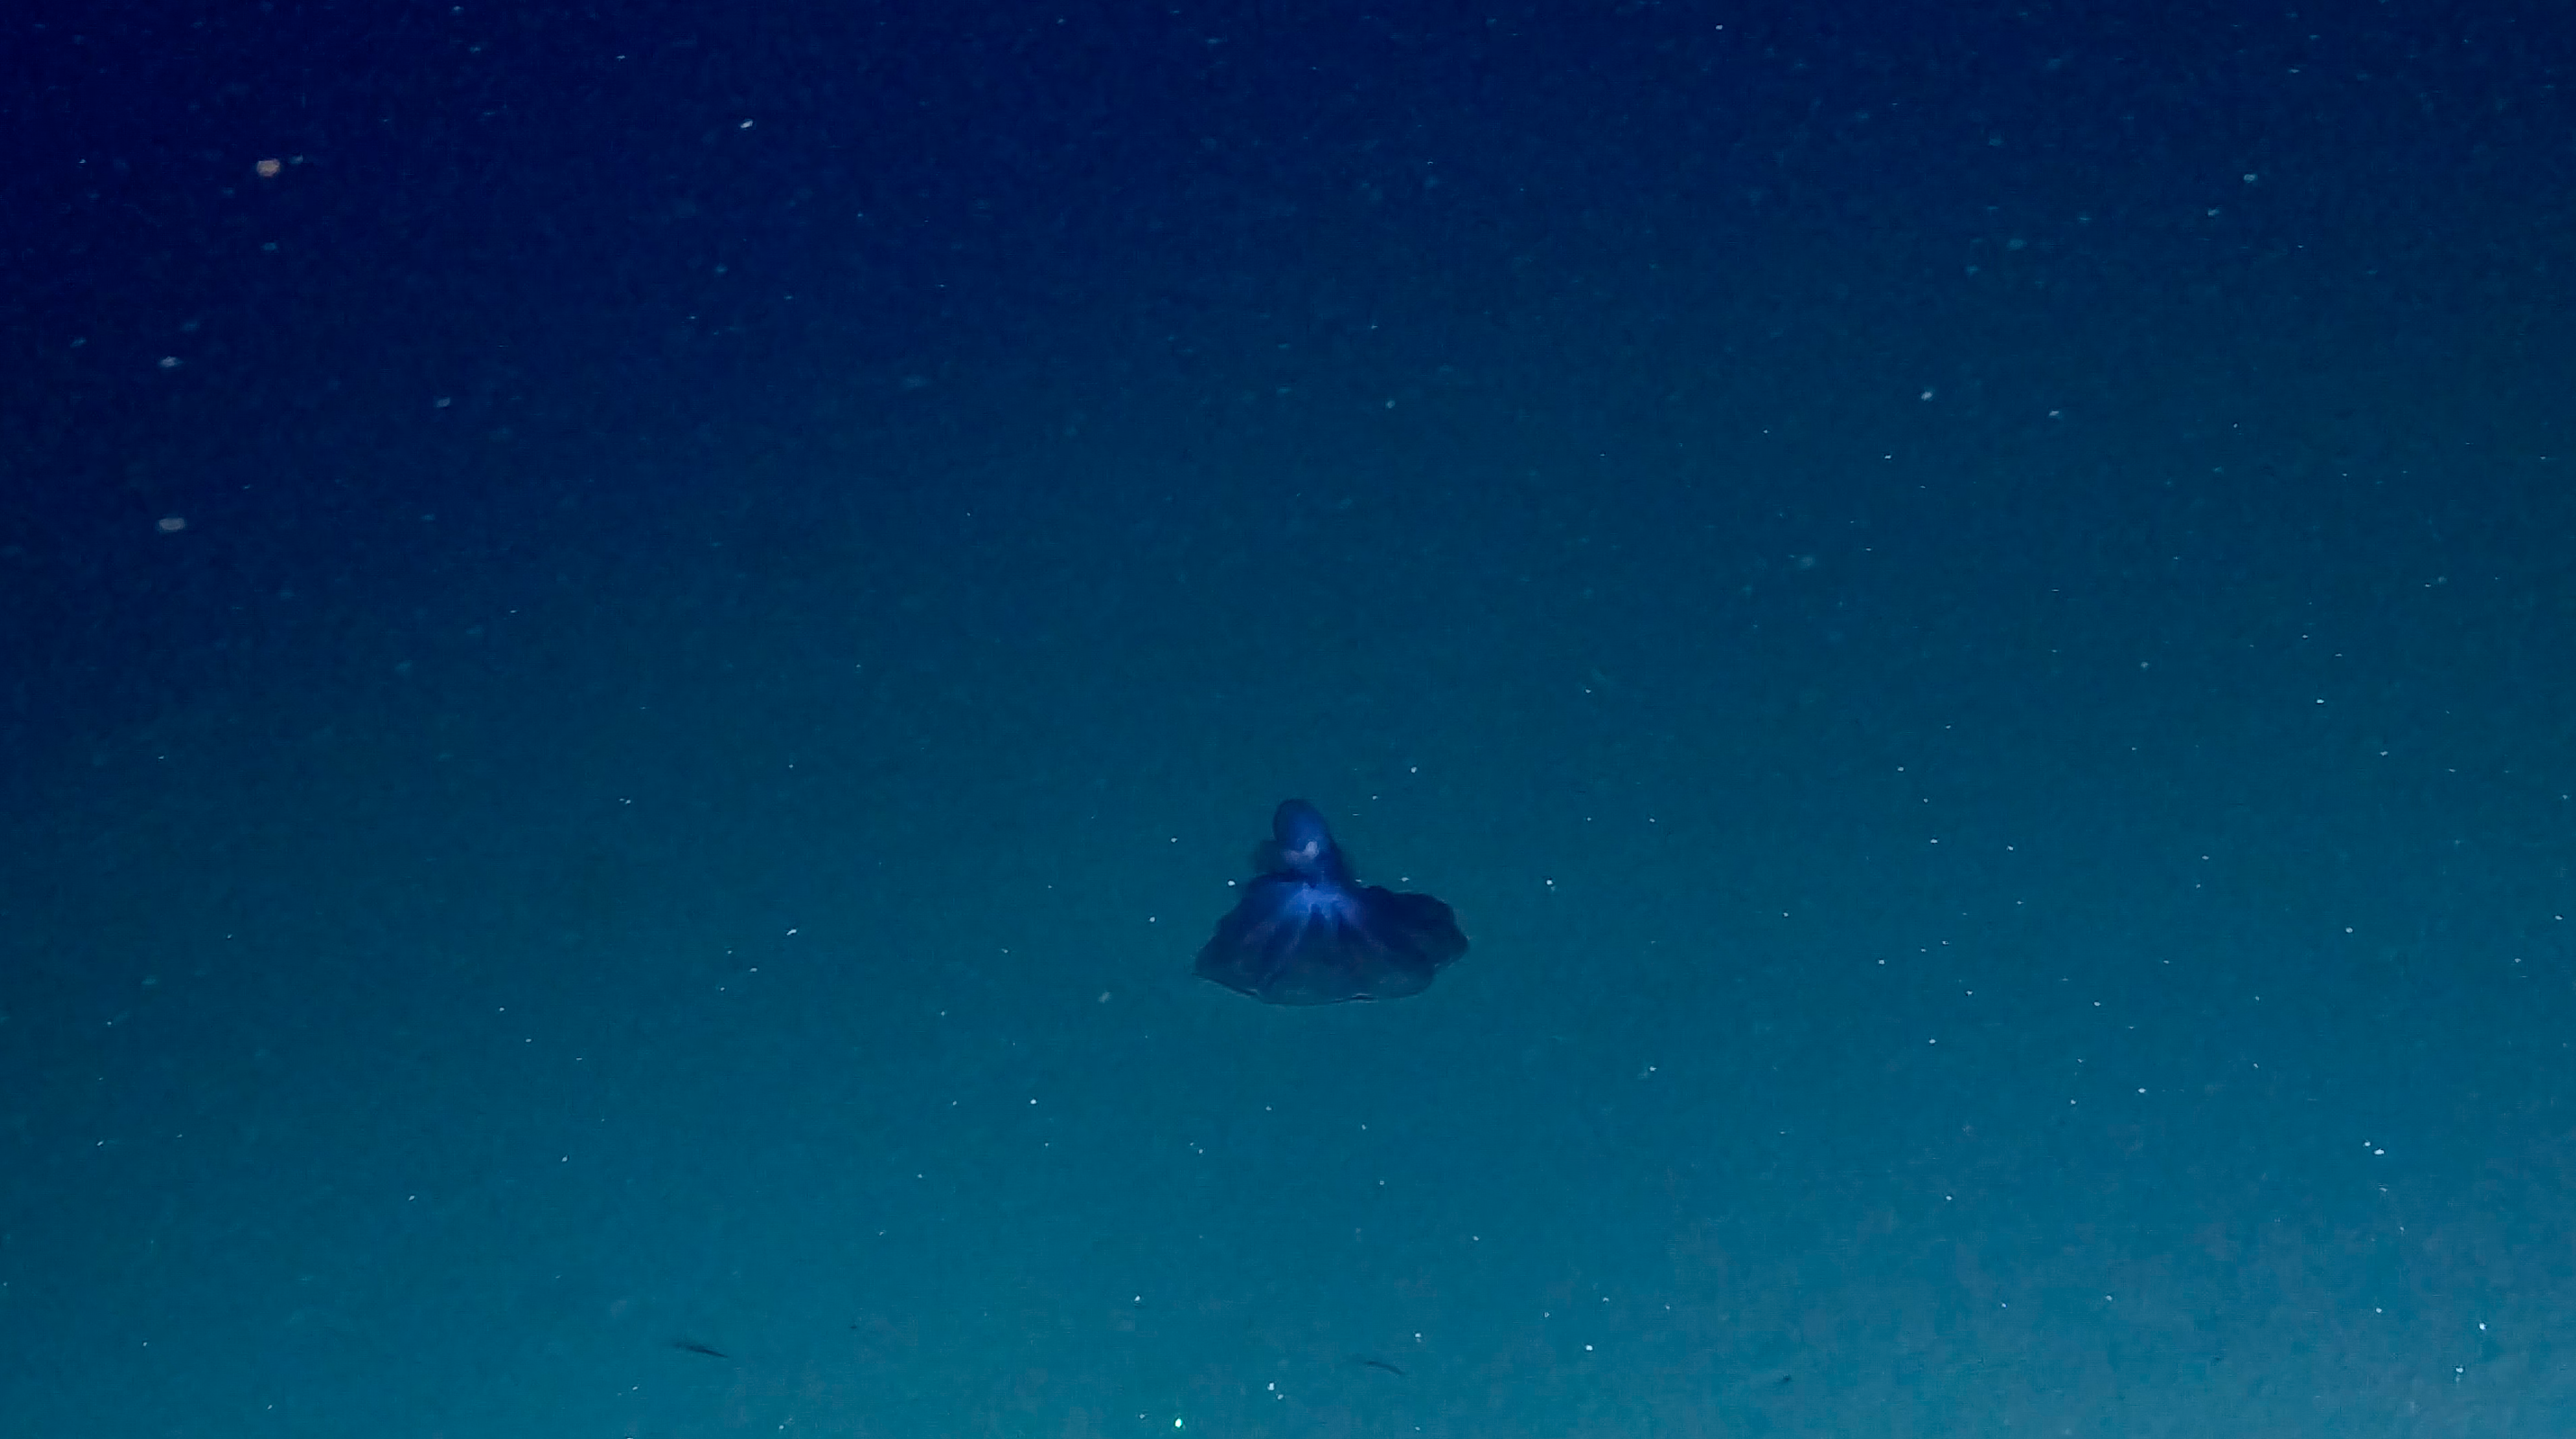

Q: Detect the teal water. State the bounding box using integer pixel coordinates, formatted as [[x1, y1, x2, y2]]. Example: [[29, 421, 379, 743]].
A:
[[6, 3, 2574, 1434]]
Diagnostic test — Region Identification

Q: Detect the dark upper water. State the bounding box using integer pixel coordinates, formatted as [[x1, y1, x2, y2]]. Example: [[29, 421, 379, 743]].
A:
[[6, 2, 2575, 1434]]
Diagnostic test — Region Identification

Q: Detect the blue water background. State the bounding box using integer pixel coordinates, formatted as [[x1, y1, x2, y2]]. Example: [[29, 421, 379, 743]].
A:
[[6, 3, 2575, 1434]]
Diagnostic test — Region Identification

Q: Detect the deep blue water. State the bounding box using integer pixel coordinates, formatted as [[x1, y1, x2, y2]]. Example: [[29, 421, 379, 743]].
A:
[[7, 2, 2576, 1434]]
